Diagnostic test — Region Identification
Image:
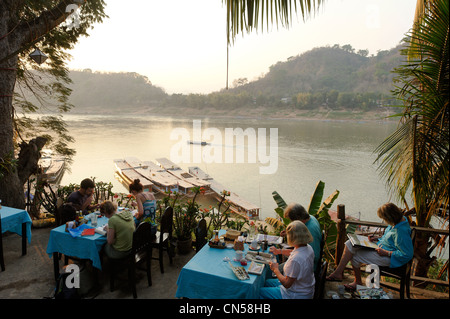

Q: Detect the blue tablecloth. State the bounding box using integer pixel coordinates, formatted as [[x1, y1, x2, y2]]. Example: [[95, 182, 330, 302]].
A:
[[175, 243, 270, 299], [46, 217, 108, 270], [0, 206, 32, 243]]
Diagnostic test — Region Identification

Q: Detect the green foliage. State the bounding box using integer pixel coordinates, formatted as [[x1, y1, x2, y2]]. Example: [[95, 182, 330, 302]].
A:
[[0, 152, 18, 180], [67, 70, 167, 110], [266, 180, 340, 262], [264, 191, 290, 233], [267, 180, 339, 231], [374, 0, 449, 227], [10, 0, 108, 166]]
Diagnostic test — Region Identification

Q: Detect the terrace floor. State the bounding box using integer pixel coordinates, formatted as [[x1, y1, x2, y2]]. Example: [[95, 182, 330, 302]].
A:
[[0, 226, 448, 300]]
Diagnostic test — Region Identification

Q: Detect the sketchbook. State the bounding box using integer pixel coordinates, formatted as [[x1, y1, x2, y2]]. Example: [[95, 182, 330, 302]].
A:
[[347, 233, 379, 249]]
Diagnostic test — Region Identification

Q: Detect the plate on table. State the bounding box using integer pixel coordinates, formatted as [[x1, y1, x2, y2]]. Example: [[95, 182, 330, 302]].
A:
[[248, 261, 265, 275], [248, 245, 260, 251]]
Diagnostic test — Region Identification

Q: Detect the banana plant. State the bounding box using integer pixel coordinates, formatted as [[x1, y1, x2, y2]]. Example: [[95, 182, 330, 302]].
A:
[[265, 180, 340, 261], [265, 191, 290, 233]]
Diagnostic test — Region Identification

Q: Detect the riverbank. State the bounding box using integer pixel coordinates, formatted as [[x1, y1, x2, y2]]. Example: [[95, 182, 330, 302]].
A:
[[70, 104, 397, 123]]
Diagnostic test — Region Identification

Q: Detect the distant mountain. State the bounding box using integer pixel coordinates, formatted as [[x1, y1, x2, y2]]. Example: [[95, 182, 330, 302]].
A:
[[63, 43, 405, 114], [67, 69, 168, 113], [229, 43, 404, 98]]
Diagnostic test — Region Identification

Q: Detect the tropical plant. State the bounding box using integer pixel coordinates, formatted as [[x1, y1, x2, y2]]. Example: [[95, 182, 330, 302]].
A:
[[266, 181, 339, 227], [264, 191, 290, 233], [374, 0, 449, 282], [205, 190, 232, 233], [172, 187, 204, 241], [265, 180, 340, 261]]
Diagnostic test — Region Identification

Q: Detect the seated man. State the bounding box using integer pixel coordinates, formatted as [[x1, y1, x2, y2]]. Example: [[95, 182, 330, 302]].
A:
[[66, 178, 98, 214]]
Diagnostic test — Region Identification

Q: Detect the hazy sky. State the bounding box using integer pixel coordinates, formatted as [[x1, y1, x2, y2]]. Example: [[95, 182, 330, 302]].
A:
[[67, 0, 417, 94]]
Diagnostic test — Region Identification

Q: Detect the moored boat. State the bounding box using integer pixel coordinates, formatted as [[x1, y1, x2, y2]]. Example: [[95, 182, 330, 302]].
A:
[[38, 149, 66, 184], [189, 166, 260, 220]]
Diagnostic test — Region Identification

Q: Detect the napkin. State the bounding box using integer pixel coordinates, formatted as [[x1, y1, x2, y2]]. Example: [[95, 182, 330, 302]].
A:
[[68, 224, 94, 238], [95, 226, 106, 236], [82, 228, 96, 236]]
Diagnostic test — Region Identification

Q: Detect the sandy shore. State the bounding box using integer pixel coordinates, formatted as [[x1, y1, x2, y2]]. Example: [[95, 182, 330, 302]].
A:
[[72, 104, 397, 123]]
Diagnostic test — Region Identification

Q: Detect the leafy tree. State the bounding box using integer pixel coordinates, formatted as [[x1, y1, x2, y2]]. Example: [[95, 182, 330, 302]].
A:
[[0, 0, 107, 208]]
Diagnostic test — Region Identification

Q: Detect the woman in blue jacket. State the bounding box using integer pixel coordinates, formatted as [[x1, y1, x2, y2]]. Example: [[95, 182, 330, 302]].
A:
[[326, 203, 414, 290]]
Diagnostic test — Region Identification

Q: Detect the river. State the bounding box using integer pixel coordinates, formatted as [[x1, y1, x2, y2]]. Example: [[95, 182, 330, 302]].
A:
[[58, 113, 401, 223]]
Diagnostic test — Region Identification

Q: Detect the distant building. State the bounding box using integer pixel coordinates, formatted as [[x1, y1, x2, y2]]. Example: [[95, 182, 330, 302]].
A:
[[281, 97, 291, 104]]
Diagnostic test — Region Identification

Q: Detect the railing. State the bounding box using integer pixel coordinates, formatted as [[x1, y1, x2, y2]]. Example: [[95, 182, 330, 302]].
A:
[[334, 204, 449, 288]]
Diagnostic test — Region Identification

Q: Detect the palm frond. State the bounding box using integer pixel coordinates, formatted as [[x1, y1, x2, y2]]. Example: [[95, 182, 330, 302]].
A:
[[223, 0, 323, 44], [375, 0, 449, 227]]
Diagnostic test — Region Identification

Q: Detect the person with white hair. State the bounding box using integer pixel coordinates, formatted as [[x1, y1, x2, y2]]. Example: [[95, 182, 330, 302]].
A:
[[272, 202, 322, 272], [260, 220, 316, 299]]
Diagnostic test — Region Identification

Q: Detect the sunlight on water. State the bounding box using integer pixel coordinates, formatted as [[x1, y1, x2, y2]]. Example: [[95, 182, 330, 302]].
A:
[[60, 114, 399, 222]]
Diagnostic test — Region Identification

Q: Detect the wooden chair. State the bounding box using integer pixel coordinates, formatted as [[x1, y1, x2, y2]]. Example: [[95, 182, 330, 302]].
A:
[[57, 202, 76, 226], [314, 260, 328, 299], [378, 228, 416, 299], [109, 222, 153, 298], [151, 206, 173, 273], [195, 218, 208, 253], [0, 214, 5, 271]]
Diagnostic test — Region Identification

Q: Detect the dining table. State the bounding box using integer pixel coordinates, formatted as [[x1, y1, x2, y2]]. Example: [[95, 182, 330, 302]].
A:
[[175, 236, 274, 299], [46, 215, 108, 280], [0, 206, 33, 271]]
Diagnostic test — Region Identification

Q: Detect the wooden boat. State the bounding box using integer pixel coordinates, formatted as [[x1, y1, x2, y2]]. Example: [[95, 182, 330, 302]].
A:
[[133, 159, 190, 195], [114, 158, 259, 217], [155, 158, 211, 189], [117, 157, 193, 195], [38, 149, 65, 184], [189, 166, 260, 220], [113, 158, 154, 192]]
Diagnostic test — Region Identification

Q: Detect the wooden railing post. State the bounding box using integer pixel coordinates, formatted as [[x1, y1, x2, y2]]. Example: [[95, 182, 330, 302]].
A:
[[335, 204, 346, 266]]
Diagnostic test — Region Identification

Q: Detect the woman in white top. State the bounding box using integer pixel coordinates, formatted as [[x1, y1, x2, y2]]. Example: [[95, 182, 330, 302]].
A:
[[260, 220, 316, 299]]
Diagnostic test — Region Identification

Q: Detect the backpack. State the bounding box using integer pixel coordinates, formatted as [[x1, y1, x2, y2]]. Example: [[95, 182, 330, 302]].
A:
[[53, 263, 96, 299], [54, 271, 80, 299]]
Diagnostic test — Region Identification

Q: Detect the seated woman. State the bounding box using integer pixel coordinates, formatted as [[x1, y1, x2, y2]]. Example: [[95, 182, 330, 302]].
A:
[[327, 202, 414, 290], [101, 201, 135, 259], [129, 179, 157, 231], [260, 220, 316, 299]]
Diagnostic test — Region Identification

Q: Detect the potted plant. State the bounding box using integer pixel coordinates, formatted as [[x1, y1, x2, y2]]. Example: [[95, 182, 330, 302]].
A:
[[172, 187, 204, 254]]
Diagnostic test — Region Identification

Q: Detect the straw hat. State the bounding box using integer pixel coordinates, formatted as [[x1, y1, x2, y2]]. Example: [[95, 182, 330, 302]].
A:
[[286, 220, 313, 246]]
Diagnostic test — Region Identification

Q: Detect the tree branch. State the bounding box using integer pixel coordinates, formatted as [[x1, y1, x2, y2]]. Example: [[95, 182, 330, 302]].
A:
[[0, 0, 78, 63]]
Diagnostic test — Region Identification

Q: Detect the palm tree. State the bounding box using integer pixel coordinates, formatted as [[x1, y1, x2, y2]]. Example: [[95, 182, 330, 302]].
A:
[[374, 0, 449, 282], [223, 0, 448, 284]]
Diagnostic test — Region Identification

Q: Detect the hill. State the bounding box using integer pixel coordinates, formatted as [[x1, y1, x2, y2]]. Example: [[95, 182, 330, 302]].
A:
[[62, 43, 405, 118], [239, 44, 403, 97], [67, 69, 167, 112]]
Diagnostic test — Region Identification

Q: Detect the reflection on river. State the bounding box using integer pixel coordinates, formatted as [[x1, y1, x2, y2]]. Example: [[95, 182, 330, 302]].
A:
[[60, 114, 398, 222]]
